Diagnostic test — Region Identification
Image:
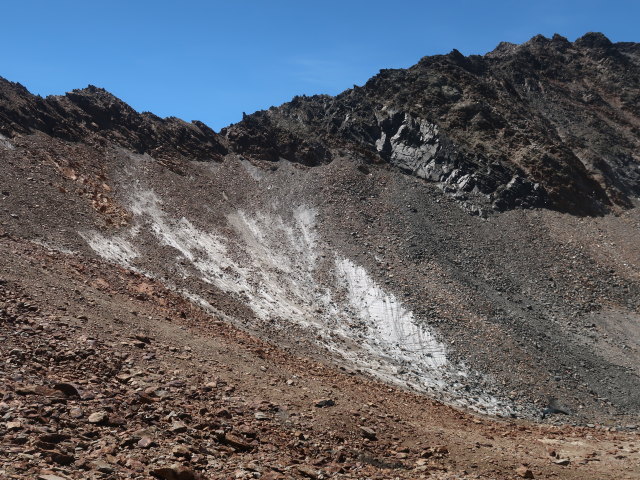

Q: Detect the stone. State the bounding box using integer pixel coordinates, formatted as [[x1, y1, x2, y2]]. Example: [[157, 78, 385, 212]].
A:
[[515, 466, 534, 478], [116, 373, 132, 383], [254, 412, 269, 420], [69, 407, 83, 419], [138, 436, 154, 448], [93, 459, 115, 473], [134, 334, 152, 343], [359, 426, 377, 440], [314, 398, 335, 408], [172, 445, 191, 458], [35, 385, 64, 397], [38, 475, 68, 480], [135, 392, 157, 404], [554, 458, 570, 466], [126, 458, 146, 472], [222, 433, 254, 452], [215, 408, 231, 418], [296, 465, 320, 479], [53, 382, 80, 397], [48, 451, 75, 466], [150, 465, 201, 480], [170, 421, 188, 433], [40, 433, 70, 444], [7, 420, 23, 430], [88, 411, 108, 424]]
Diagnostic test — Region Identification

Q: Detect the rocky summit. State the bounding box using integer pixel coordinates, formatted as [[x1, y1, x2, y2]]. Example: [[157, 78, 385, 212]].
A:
[[0, 33, 639, 479]]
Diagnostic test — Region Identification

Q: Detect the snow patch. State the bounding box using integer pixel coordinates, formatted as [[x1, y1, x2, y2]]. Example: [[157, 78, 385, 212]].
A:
[[81, 187, 514, 415], [130, 190, 248, 293], [336, 258, 447, 369], [239, 158, 266, 181], [0, 133, 15, 150], [80, 231, 138, 266]]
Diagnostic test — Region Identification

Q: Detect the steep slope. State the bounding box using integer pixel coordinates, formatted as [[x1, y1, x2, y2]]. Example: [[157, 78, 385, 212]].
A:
[[0, 31, 639, 442], [1, 236, 638, 480]]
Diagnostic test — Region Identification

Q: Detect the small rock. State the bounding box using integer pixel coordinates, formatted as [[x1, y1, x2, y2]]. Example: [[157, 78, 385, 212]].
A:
[[88, 412, 108, 424], [126, 458, 146, 472], [69, 407, 84, 419], [359, 426, 377, 440], [150, 465, 201, 480], [554, 458, 570, 466], [314, 399, 335, 408], [134, 334, 152, 344], [138, 436, 154, 448], [116, 374, 132, 383], [170, 421, 188, 433], [40, 433, 70, 444], [215, 408, 231, 418], [172, 445, 191, 459], [24, 384, 53, 396], [48, 451, 75, 466], [38, 475, 68, 480], [7, 420, 23, 431], [94, 460, 115, 473], [222, 433, 254, 452], [254, 412, 269, 421], [296, 465, 320, 479], [53, 383, 80, 397], [516, 465, 534, 478]]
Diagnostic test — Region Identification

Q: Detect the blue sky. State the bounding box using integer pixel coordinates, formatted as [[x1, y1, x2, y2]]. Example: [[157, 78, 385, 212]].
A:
[[1, 1, 637, 130]]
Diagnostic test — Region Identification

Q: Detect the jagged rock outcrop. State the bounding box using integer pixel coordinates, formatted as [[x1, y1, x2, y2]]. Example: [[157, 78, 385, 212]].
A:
[[224, 32, 640, 215], [0, 81, 227, 162]]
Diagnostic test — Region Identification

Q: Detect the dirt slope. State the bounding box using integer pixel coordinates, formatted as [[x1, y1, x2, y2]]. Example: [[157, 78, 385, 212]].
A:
[[1, 236, 638, 479]]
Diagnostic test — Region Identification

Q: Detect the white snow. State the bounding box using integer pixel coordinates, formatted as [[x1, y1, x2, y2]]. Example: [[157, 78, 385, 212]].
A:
[[80, 231, 138, 266], [0, 133, 15, 150], [130, 190, 248, 294], [80, 186, 514, 415], [335, 258, 448, 368], [239, 158, 266, 181]]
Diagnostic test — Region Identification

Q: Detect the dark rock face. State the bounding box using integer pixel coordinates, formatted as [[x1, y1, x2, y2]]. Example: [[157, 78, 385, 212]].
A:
[[224, 32, 640, 215], [0, 81, 227, 162]]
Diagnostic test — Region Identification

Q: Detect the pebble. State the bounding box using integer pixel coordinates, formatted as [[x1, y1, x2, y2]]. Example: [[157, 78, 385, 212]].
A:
[[170, 421, 188, 433], [87, 412, 108, 424], [359, 426, 377, 440], [138, 436, 154, 448], [515, 465, 534, 478]]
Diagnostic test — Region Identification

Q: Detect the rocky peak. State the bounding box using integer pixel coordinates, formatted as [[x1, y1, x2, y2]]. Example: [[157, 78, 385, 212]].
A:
[[225, 33, 640, 215], [575, 31, 614, 49], [0, 79, 227, 163]]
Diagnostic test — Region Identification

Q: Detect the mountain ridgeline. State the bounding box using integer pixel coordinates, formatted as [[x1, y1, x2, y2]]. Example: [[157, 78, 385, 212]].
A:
[[223, 32, 640, 216], [1, 33, 639, 216]]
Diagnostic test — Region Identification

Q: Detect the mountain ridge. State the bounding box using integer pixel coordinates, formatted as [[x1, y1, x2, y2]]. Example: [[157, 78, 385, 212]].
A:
[[2, 32, 639, 215], [224, 32, 640, 216]]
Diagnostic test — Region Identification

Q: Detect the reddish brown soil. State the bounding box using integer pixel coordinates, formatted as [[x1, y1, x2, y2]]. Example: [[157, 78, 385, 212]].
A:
[[1, 236, 638, 479]]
